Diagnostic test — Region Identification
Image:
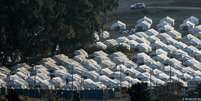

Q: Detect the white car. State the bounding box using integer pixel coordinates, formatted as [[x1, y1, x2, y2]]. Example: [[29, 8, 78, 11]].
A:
[[130, 3, 146, 9]]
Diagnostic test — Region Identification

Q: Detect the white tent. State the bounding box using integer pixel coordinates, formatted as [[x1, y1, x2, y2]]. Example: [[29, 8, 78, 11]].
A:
[[135, 21, 151, 31], [184, 46, 201, 59], [192, 25, 201, 34], [124, 76, 141, 84], [195, 71, 201, 76], [182, 34, 201, 49], [173, 42, 187, 50], [193, 31, 201, 39], [82, 59, 101, 71], [165, 58, 183, 70], [104, 39, 118, 48], [116, 36, 130, 43], [184, 16, 199, 25], [41, 57, 57, 64], [12, 63, 32, 70], [99, 75, 118, 88], [121, 81, 130, 87], [153, 69, 169, 81], [27, 76, 50, 89], [156, 21, 171, 29], [124, 60, 138, 69], [127, 34, 150, 45], [73, 55, 86, 63], [180, 21, 195, 32], [42, 61, 61, 71], [0, 72, 7, 79], [136, 53, 156, 66], [53, 54, 69, 64], [136, 73, 150, 81], [0, 67, 11, 75], [151, 40, 167, 50], [66, 81, 80, 90], [118, 42, 131, 51], [93, 32, 100, 41], [137, 16, 153, 25], [124, 68, 141, 77], [160, 16, 175, 26], [53, 57, 87, 74], [150, 76, 166, 85], [182, 73, 193, 81], [155, 48, 168, 56], [163, 45, 177, 54], [100, 31, 110, 39], [110, 72, 126, 80], [135, 32, 149, 39], [171, 49, 191, 62], [93, 56, 116, 69], [128, 40, 139, 49], [7, 79, 28, 89], [182, 67, 196, 75], [111, 20, 126, 30], [158, 24, 174, 32], [153, 54, 169, 64], [145, 29, 159, 36], [166, 30, 182, 40], [74, 49, 88, 58], [52, 69, 70, 79], [0, 79, 6, 87], [84, 71, 100, 81], [94, 41, 107, 50], [91, 51, 108, 57], [50, 77, 66, 88], [183, 59, 201, 70], [109, 52, 129, 64], [158, 32, 173, 40], [83, 79, 100, 89], [33, 65, 49, 75], [136, 43, 152, 53], [16, 71, 29, 80], [137, 65, 152, 73], [101, 68, 113, 76], [36, 73, 50, 80]]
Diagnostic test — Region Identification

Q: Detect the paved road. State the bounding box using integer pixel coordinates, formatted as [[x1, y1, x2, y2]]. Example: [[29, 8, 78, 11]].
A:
[[113, 0, 201, 14], [147, 6, 201, 10]]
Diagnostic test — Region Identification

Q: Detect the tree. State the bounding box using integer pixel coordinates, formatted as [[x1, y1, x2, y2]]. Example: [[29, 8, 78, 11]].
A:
[[128, 83, 151, 101], [187, 84, 201, 98], [5, 89, 21, 101], [152, 82, 183, 101], [0, 0, 119, 66]]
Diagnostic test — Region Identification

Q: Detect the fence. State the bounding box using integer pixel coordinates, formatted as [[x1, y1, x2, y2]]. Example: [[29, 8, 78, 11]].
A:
[[0, 88, 119, 100]]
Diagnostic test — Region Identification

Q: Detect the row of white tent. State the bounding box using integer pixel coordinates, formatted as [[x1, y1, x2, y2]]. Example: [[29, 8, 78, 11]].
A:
[[110, 16, 199, 33], [1, 17, 201, 89], [97, 17, 201, 87], [0, 46, 199, 89], [0, 49, 180, 89]]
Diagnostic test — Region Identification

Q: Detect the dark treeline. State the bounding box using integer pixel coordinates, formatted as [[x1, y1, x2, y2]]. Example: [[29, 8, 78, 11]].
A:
[[0, 0, 118, 66]]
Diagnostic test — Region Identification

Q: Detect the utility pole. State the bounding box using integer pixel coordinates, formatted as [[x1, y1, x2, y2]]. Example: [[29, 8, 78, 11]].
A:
[[169, 66, 172, 82], [71, 65, 74, 101], [149, 69, 152, 87], [118, 64, 122, 98], [33, 66, 36, 89]]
